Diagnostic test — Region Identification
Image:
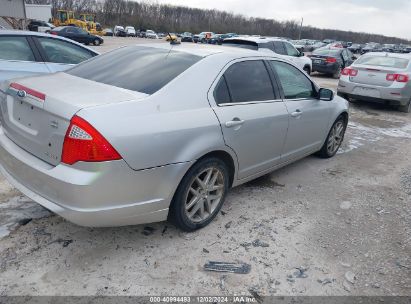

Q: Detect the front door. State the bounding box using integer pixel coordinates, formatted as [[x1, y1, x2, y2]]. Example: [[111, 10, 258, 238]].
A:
[[269, 60, 332, 161]]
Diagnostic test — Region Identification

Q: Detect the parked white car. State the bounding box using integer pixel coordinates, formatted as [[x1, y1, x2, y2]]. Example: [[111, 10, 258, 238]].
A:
[[223, 37, 313, 74], [125, 26, 136, 37], [146, 30, 158, 39]]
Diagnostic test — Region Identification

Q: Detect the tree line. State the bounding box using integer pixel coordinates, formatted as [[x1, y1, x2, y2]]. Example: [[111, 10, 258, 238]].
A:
[[26, 0, 411, 44]]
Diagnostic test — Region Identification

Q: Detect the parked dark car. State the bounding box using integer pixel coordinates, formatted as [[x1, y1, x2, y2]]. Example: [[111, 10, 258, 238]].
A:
[[208, 33, 233, 45], [309, 47, 355, 78], [51, 26, 104, 46], [181, 32, 193, 42], [348, 43, 362, 54], [361, 43, 382, 54], [116, 28, 127, 37]]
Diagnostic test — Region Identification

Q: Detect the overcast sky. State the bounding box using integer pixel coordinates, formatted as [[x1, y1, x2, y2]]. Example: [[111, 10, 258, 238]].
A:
[[153, 0, 411, 40]]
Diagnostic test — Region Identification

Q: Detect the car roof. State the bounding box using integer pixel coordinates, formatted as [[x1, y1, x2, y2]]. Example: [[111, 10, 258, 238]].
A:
[[0, 30, 100, 55], [129, 43, 284, 59]]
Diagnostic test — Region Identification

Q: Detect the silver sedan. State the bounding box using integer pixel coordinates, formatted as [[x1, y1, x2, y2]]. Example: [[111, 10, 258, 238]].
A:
[[337, 52, 411, 113], [0, 44, 349, 231]]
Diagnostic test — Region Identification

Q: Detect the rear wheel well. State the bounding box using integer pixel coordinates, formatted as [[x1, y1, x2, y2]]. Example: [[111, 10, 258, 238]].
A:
[[196, 151, 235, 187]]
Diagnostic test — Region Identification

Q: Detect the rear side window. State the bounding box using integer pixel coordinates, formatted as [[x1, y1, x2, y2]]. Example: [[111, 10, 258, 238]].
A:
[[0, 36, 35, 61], [37, 37, 95, 64], [355, 56, 409, 69], [67, 46, 201, 94], [216, 60, 275, 104], [214, 76, 231, 104], [270, 61, 315, 99]]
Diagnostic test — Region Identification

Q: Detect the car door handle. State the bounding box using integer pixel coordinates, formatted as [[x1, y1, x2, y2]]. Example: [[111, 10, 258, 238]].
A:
[[225, 118, 245, 128], [291, 110, 302, 117]]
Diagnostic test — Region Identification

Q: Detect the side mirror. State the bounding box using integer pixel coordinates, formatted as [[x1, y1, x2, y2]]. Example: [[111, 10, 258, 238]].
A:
[[319, 88, 334, 101], [299, 52, 305, 57]]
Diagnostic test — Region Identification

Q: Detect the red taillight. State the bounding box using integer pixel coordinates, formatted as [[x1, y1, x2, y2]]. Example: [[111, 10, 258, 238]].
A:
[[10, 82, 45, 101], [386, 74, 409, 83], [61, 115, 122, 165], [325, 57, 337, 63], [341, 68, 358, 76], [50, 31, 57, 35]]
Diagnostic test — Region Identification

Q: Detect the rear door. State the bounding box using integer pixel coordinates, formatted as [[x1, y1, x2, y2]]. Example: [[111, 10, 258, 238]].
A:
[[33, 36, 97, 72], [269, 60, 332, 161], [0, 35, 49, 83], [209, 59, 289, 179]]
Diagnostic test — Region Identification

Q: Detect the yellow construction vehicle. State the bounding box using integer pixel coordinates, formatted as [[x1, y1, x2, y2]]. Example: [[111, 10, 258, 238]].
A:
[[52, 10, 88, 31], [78, 13, 105, 36]]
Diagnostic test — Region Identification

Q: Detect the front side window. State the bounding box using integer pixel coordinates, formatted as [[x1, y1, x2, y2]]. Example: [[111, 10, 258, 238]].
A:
[[270, 61, 315, 99], [273, 41, 287, 55], [37, 37, 95, 64], [0, 36, 35, 61], [67, 46, 201, 94], [215, 60, 275, 104], [284, 42, 300, 57]]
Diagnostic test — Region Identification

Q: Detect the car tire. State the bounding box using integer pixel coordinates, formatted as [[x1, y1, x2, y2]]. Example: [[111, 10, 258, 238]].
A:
[[317, 115, 347, 158], [398, 101, 411, 113], [93, 39, 100, 46], [169, 157, 230, 232], [333, 66, 342, 79], [303, 66, 311, 75]]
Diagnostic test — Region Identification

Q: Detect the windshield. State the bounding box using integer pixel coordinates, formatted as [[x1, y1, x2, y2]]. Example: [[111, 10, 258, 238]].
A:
[[356, 56, 409, 69], [67, 46, 202, 94]]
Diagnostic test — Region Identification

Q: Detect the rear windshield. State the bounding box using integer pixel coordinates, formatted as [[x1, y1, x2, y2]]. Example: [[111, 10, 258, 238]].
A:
[[67, 46, 201, 94], [313, 49, 341, 56], [222, 40, 258, 51], [355, 56, 409, 69]]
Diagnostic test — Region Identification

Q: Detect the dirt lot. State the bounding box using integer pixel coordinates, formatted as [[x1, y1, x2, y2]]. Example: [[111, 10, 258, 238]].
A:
[[0, 37, 410, 297]]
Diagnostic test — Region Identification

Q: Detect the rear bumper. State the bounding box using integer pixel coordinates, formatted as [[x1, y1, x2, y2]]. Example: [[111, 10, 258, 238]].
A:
[[0, 128, 191, 227], [312, 63, 338, 74], [338, 78, 410, 106]]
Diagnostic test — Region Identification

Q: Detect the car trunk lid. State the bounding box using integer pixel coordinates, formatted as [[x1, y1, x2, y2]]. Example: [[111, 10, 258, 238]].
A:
[[349, 64, 405, 87], [0, 73, 147, 166]]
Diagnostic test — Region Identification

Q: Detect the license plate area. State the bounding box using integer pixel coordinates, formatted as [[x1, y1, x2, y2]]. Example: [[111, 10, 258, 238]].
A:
[[352, 87, 381, 98], [7, 95, 40, 135], [314, 59, 322, 64]]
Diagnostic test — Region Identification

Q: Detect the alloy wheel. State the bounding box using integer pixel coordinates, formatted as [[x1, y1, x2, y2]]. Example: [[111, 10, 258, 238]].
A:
[[184, 167, 225, 223], [327, 120, 345, 155]]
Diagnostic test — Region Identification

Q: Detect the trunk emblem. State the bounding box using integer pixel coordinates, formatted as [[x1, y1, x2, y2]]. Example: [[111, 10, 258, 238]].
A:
[[17, 90, 27, 98]]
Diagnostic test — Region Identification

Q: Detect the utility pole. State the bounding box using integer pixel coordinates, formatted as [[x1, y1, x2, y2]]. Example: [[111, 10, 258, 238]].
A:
[[298, 17, 303, 40]]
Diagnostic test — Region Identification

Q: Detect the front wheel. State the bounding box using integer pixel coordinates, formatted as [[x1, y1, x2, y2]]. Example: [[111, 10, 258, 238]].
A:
[[169, 157, 229, 231], [93, 39, 100, 46], [317, 116, 347, 158]]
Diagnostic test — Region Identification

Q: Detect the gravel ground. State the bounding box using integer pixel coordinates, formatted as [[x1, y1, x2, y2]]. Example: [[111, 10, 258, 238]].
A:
[[0, 37, 410, 297]]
